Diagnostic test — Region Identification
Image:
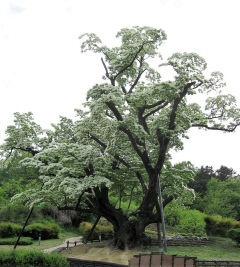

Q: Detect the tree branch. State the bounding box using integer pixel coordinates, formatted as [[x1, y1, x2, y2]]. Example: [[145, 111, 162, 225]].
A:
[[10, 146, 39, 156], [128, 56, 146, 94], [144, 100, 166, 110], [138, 108, 150, 134], [155, 82, 195, 172], [129, 69, 146, 94], [101, 57, 114, 85], [90, 134, 130, 168], [119, 126, 152, 174], [106, 101, 123, 121], [191, 123, 240, 132], [144, 102, 169, 119], [75, 192, 85, 210], [113, 44, 145, 82], [136, 171, 147, 195]]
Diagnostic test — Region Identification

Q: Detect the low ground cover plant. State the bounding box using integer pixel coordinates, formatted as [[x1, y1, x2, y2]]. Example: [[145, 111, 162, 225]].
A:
[[0, 250, 69, 267]]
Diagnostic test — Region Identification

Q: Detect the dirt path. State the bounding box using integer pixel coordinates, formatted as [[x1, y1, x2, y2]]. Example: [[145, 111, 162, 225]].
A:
[[60, 242, 141, 265]]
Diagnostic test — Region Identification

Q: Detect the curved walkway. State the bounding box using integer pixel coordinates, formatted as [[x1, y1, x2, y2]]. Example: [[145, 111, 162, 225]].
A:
[[43, 236, 83, 253]]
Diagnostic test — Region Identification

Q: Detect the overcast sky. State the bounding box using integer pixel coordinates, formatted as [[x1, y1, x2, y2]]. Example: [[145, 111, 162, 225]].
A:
[[0, 0, 240, 172]]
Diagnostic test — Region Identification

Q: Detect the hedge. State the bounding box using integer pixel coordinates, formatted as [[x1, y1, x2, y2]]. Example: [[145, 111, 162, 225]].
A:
[[79, 221, 113, 240], [0, 250, 69, 267], [0, 237, 33, 245], [24, 223, 60, 240], [204, 215, 240, 237], [0, 222, 22, 238], [227, 228, 240, 246]]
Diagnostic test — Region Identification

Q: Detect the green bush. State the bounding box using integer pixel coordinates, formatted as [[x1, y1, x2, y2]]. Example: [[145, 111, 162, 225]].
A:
[[204, 215, 240, 237], [79, 221, 113, 240], [164, 205, 206, 236], [0, 237, 33, 245], [164, 206, 181, 227], [24, 223, 60, 240], [227, 228, 240, 246], [97, 224, 114, 239], [0, 222, 22, 238], [175, 209, 206, 236], [0, 250, 69, 267]]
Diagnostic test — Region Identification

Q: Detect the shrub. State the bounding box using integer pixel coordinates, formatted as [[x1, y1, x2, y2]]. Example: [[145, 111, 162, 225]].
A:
[[97, 224, 114, 240], [0, 237, 33, 245], [0, 222, 22, 238], [227, 228, 240, 246], [24, 223, 60, 240], [175, 209, 206, 236], [204, 215, 240, 237], [79, 221, 113, 240], [0, 250, 69, 267], [164, 206, 182, 227], [164, 205, 206, 236], [79, 221, 92, 236]]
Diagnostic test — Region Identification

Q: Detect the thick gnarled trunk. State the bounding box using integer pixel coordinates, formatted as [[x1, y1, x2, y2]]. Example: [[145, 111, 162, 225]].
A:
[[89, 185, 161, 250], [112, 219, 146, 249]]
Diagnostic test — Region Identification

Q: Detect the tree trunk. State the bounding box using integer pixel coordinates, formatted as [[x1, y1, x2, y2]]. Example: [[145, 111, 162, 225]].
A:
[[89, 185, 159, 250], [112, 219, 146, 250]]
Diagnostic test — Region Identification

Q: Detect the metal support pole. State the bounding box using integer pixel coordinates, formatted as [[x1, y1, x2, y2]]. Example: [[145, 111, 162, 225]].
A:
[[156, 175, 167, 253], [13, 183, 44, 250], [84, 215, 101, 244], [157, 222, 163, 252], [13, 206, 34, 249]]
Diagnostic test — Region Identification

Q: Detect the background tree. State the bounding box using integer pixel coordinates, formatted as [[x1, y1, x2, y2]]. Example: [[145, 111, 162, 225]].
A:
[[215, 165, 236, 181], [201, 178, 240, 220], [189, 166, 215, 197], [1, 26, 240, 249]]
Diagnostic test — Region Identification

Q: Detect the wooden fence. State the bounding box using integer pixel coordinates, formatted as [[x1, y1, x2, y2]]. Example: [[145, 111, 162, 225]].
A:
[[129, 253, 196, 267], [67, 255, 240, 267]]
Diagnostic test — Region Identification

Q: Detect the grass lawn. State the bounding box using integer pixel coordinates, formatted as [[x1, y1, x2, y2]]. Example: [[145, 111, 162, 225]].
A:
[[0, 227, 80, 251], [148, 237, 240, 261]]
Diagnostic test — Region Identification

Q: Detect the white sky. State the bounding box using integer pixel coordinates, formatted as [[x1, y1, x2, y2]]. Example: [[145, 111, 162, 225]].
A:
[[0, 0, 240, 172]]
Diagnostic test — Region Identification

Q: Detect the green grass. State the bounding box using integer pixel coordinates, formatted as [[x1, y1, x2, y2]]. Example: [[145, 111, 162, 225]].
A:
[[148, 237, 240, 261], [0, 227, 80, 251], [0, 236, 33, 245]]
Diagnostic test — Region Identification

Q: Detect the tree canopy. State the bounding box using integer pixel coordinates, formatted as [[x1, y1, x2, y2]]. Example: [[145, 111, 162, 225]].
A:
[[1, 26, 240, 249]]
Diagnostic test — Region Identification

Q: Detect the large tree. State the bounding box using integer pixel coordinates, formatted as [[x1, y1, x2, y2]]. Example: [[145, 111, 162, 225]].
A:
[[1, 26, 240, 249]]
